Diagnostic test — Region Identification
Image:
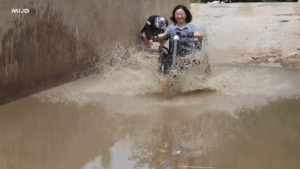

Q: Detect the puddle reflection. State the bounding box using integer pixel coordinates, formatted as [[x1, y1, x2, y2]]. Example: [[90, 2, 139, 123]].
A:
[[0, 97, 300, 169]]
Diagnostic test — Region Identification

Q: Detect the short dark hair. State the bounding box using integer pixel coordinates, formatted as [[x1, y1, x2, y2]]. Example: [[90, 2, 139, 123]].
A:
[[170, 5, 193, 24]]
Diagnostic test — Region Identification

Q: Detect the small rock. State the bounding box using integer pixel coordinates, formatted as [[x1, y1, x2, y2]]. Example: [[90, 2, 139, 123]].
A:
[[288, 52, 298, 57], [268, 57, 275, 63], [297, 47, 300, 50]]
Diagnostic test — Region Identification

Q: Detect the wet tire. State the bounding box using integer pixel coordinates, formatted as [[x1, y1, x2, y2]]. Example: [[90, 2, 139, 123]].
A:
[[158, 52, 172, 75]]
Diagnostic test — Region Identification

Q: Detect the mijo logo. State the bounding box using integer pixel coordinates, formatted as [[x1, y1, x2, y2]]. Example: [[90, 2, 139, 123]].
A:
[[11, 9, 30, 13]]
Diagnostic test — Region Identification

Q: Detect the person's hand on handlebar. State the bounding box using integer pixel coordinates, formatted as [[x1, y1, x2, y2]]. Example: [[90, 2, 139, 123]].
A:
[[194, 32, 203, 41]]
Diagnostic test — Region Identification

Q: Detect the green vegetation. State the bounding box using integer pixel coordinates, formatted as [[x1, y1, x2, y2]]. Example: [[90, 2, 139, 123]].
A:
[[191, 0, 298, 3]]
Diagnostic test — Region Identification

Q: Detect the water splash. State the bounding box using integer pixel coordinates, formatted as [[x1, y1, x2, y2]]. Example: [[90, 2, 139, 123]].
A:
[[33, 42, 300, 114]]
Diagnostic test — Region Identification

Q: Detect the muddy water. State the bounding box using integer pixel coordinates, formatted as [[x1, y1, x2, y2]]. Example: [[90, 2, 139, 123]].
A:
[[1, 52, 300, 169], [1, 3, 300, 168]]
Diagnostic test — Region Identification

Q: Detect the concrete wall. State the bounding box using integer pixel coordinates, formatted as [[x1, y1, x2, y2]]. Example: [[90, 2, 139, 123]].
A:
[[0, 0, 190, 105]]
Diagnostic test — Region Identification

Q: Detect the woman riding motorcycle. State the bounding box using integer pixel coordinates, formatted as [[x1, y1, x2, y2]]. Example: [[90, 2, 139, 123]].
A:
[[158, 5, 203, 55]]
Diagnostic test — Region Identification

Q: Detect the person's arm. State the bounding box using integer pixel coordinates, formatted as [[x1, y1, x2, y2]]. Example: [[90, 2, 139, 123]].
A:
[[144, 21, 153, 41], [144, 16, 156, 41], [190, 24, 203, 40], [158, 26, 171, 39]]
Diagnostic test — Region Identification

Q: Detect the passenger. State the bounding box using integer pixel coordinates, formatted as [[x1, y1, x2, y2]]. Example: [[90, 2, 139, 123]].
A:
[[140, 15, 168, 52], [158, 5, 203, 54]]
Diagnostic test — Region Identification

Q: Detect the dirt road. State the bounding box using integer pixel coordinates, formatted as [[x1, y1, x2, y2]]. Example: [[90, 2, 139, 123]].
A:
[[190, 2, 300, 67]]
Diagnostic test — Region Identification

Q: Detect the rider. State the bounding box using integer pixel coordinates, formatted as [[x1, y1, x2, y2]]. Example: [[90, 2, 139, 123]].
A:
[[158, 5, 203, 55], [141, 15, 169, 51]]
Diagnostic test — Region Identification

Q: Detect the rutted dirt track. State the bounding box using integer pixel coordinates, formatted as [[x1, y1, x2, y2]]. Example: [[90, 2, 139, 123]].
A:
[[190, 3, 300, 68]]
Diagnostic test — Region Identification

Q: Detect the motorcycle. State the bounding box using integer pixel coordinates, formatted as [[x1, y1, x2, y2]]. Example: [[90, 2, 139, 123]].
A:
[[153, 32, 210, 96]]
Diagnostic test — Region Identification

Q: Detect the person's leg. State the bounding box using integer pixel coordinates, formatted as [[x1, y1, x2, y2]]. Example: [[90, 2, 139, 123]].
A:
[[141, 32, 151, 49], [158, 39, 166, 52]]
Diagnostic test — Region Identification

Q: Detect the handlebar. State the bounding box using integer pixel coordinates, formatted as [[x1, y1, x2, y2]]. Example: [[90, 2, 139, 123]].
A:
[[152, 35, 170, 42], [153, 33, 195, 42], [175, 32, 195, 38]]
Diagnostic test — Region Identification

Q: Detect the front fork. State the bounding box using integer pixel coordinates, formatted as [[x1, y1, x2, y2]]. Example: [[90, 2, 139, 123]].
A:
[[171, 35, 180, 67]]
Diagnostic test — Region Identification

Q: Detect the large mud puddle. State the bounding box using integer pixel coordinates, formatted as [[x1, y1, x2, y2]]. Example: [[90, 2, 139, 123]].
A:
[[1, 52, 300, 168]]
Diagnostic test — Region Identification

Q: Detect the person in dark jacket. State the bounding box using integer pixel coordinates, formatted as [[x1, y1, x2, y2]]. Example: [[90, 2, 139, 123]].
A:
[[141, 15, 168, 51]]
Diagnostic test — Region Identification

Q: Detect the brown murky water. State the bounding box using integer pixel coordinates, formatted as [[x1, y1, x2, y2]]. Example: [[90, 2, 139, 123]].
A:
[[1, 3, 300, 169], [1, 60, 300, 169]]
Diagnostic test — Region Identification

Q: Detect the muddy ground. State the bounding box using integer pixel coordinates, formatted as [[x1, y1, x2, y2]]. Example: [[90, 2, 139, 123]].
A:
[[144, 3, 300, 68]]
